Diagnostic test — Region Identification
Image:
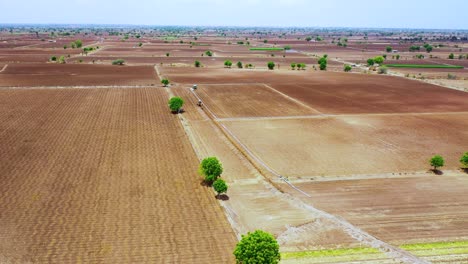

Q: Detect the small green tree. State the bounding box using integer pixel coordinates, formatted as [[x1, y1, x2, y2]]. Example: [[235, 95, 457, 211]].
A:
[[284, 45, 291, 50], [237, 61, 243, 68], [430, 155, 445, 170], [267, 61, 275, 70], [374, 56, 385, 64], [63, 45, 67, 49], [205, 50, 213, 57], [344, 64, 352, 72], [396, 54, 400, 60], [194, 60, 201, 67], [166, 53, 170, 57], [138, 42, 143, 47], [213, 179, 228, 197], [367, 58, 375, 66], [74, 39, 83, 48], [460, 152, 468, 168], [386, 46, 392, 52], [425, 45, 433, 53], [448, 53, 455, 59], [291, 63, 296, 70], [263, 39, 268, 43], [161, 79, 170, 87], [199, 157, 223, 184], [319, 62, 327, 70], [305, 36, 312, 42], [299, 63, 306, 70], [168, 97, 184, 113], [378, 66, 388, 74], [234, 230, 281, 264], [224, 60, 233, 68], [112, 59, 125, 65], [50, 56, 57, 62]]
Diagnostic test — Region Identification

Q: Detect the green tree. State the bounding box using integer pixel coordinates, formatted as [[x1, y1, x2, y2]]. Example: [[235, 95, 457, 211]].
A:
[[430, 155, 445, 170], [267, 61, 275, 70], [396, 54, 400, 60], [315, 36, 323, 41], [199, 157, 223, 184], [234, 230, 280, 264], [374, 56, 385, 64], [319, 62, 327, 70], [367, 58, 375, 66], [50, 56, 57, 62], [74, 39, 83, 48], [237, 61, 243, 68], [448, 53, 455, 59], [224, 60, 233, 68], [161, 79, 170, 87], [166, 53, 170, 57], [213, 179, 228, 197], [305, 36, 312, 42], [460, 152, 468, 168], [425, 45, 433, 53], [284, 45, 291, 50], [263, 39, 268, 43], [63, 45, 67, 49], [138, 42, 143, 47], [386, 46, 392, 52], [194, 60, 201, 67], [205, 50, 213, 57], [112, 59, 125, 65], [291, 63, 296, 70], [318, 55, 327, 70], [344, 64, 352, 72], [168, 97, 184, 113]]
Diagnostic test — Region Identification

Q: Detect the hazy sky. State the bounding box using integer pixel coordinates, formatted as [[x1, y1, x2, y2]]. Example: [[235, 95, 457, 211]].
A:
[[1, 0, 467, 29]]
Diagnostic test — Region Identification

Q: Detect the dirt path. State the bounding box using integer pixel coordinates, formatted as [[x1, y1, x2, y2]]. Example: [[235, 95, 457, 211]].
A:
[[187, 87, 429, 264], [0, 64, 8, 73]]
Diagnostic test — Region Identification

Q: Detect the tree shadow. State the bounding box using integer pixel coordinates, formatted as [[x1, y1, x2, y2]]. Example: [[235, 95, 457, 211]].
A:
[[462, 168, 468, 174], [200, 179, 212, 187], [431, 169, 443, 175], [216, 194, 230, 201], [171, 109, 185, 115]]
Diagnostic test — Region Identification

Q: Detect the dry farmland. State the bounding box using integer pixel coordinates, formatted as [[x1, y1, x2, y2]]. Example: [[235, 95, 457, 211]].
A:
[[0, 27, 467, 263]]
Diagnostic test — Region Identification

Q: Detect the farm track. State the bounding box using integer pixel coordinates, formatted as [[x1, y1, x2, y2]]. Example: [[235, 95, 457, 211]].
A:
[[0, 64, 7, 73], [0, 88, 236, 263], [186, 87, 428, 264]]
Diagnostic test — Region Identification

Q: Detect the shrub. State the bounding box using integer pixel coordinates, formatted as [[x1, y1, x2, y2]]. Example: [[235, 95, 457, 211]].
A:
[[367, 58, 375, 66], [237, 61, 243, 68], [168, 96, 184, 113], [448, 53, 455, 59], [224, 60, 233, 68], [166, 53, 170, 57], [58, 56, 66, 64], [161, 79, 170, 87], [378, 66, 388, 74], [194, 60, 201, 67], [234, 230, 280, 264], [205, 50, 213, 57], [291, 63, 296, 70], [374, 56, 384, 64], [344, 64, 352, 72], [50, 56, 57, 61], [112, 59, 125, 65], [386, 46, 392, 52], [267, 61, 275, 70]]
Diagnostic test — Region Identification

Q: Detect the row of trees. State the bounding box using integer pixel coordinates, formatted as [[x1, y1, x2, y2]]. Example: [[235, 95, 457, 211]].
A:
[[430, 152, 468, 171], [367, 56, 385, 66], [291, 63, 306, 70]]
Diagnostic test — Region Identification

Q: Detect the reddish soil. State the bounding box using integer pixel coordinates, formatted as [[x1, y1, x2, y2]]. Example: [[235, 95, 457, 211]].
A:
[[0, 88, 236, 263], [222, 113, 468, 176], [0, 64, 158, 87], [195, 84, 317, 118], [294, 176, 468, 244]]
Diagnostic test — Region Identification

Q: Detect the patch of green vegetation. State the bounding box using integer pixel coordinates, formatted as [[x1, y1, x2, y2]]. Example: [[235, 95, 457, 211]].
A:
[[384, 64, 463, 69], [250, 47, 284, 51], [282, 247, 380, 259], [401, 241, 468, 257]]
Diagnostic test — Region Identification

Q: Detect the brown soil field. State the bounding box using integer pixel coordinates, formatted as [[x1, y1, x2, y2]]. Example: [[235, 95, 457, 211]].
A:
[[222, 113, 468, 177], [0, 64, 158, 87], [269, 73, 468, 114], [293, 176, 468, 244], [0, 87, 236, 263], [194, 84, 318, 118]]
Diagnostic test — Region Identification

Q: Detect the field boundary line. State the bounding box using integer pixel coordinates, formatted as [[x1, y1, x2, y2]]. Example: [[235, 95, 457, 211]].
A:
[[0, 64, 8, 73], [262, 83, 325, 115], [189, 87, 429, 264]]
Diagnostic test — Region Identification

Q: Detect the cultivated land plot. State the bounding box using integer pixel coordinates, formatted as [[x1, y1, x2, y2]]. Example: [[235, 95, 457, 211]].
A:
[[0, 64, 158, 87], [269, 73, 468, 114], [0, 88, 236, 263], [294, 176, 468, 245], [222, 114, 468, 177], [195, 84, 318, 118]]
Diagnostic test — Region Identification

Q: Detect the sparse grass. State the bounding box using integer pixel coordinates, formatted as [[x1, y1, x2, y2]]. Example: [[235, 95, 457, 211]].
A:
[[401, 241, 468, 257], [384, 64, 463, 69], [250, 47, 284, 51], [281, 248, 381, 259]]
